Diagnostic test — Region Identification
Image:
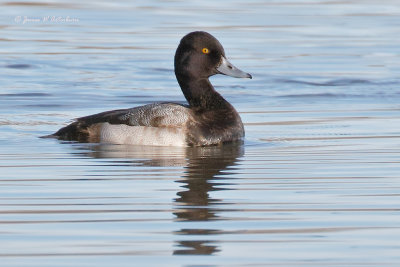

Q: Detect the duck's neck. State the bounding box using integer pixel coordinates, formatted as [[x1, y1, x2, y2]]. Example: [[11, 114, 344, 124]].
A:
[[177, 76, 231, 110]]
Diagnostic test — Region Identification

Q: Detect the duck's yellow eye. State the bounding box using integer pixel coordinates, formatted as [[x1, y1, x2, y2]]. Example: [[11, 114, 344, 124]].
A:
[[202, 48, 209, 54]]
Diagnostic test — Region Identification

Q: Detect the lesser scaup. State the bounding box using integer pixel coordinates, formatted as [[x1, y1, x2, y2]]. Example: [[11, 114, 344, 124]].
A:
[[49, 31, 252, 146]]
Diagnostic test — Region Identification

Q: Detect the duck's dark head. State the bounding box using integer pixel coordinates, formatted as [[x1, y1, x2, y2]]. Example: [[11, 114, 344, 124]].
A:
[[174, 31, 252, 80]]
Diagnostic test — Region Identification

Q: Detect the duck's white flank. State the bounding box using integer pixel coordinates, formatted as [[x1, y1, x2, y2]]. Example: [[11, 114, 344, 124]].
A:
[[99, 123, 187, 146]]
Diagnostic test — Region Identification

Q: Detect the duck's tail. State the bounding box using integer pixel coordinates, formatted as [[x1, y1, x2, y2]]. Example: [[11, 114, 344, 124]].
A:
[[41, 121, 91, 142]]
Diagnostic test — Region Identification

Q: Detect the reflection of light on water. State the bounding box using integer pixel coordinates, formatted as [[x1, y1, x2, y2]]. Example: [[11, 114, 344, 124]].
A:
[[78, 143, 244, 255]]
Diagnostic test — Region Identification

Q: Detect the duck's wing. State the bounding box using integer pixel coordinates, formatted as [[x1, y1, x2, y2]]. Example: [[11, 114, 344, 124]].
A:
[[51, 103, 191, 141], [78, 102, 190, 127]]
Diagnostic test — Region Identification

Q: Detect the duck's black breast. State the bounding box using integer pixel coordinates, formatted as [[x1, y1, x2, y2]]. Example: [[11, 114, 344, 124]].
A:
[[186, 106, 244, 146]]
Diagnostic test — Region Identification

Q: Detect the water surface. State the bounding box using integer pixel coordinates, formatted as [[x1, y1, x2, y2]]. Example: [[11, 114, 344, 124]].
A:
[[1, 0, 400, 266]]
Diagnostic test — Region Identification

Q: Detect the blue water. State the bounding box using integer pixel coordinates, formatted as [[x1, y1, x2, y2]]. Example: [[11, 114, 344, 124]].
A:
[[1, 0, 400, 266]]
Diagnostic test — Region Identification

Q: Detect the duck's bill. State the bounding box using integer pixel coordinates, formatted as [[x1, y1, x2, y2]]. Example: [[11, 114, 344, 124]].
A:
[[216, 56, 252, 79]]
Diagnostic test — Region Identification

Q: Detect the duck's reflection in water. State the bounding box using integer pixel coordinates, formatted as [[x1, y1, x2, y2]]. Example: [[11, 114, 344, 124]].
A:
[[173, 144, 243, 255], [72, 142, 243, 256]]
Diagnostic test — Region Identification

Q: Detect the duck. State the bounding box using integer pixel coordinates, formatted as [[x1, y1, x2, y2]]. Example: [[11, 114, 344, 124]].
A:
[[49, 31, 252, 146]]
